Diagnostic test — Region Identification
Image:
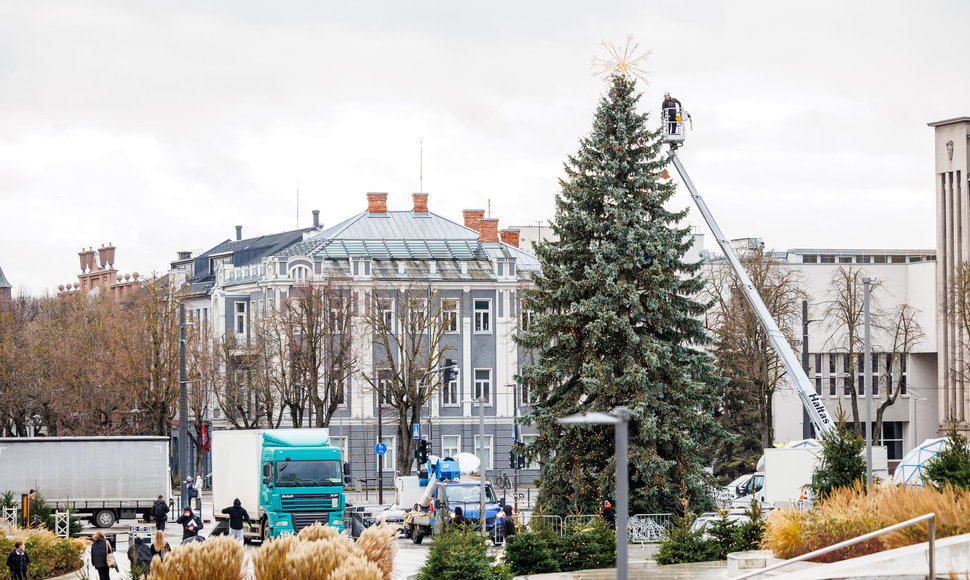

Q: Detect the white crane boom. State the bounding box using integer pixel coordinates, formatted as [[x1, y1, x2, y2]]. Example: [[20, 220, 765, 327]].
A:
[[665, 141, 834, 437]]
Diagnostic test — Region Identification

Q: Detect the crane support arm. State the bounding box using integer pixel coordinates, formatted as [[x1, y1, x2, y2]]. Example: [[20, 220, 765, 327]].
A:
[[669, 152, 834, 437]]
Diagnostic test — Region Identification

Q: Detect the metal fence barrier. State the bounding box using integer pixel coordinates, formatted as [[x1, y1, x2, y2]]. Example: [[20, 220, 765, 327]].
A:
[[564, 514, 602, 531], [512, 514, 564, 538], [1, 507, 16, 527], [629, 513, 673, 544]]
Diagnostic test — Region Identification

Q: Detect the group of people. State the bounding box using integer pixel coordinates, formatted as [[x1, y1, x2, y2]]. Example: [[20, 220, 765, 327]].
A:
[[450, 504, 518, 542]]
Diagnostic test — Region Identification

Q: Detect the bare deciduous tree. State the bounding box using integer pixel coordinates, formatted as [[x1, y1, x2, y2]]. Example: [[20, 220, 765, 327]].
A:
[[874, 304, 924, 443], [360, 285, 454, 476], [707, 247, 806, 464]]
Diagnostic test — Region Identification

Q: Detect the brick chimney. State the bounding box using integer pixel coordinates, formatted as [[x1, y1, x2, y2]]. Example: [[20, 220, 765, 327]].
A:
[[463, 209, 485, 233], [412, 193, 429, 213], [499, 229, 520, 247], [478, 218, 499, 243], [367, 192, 388, 213]]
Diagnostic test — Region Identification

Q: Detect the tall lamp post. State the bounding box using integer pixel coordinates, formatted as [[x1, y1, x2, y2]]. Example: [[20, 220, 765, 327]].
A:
[[863, 278, 873, 491], [558, 407, 631, 580], [178, 304, 189, 509]]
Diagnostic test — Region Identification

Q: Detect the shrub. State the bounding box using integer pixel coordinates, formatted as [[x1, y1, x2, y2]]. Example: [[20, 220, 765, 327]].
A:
[[923, 422, 970, 490], [654, 515, 716, 565], [811, 419, 865, 500], [417, 525, 510, 580], [706, 513, 739, 560], [147, 535, 245, 580], [0, 527, 86, 580], [247, 523, 395, 580], [504, 531, 560, 576], [556, 518, 615, 572], [733, 501, 767, 552], [356, 522, 399, 579]]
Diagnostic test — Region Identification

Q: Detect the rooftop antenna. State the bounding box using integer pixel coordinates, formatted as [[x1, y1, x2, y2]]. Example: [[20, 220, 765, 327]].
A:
[[296, 183, 300, 228], [488, 199, 492, 218], [419, 139, 424, 193]]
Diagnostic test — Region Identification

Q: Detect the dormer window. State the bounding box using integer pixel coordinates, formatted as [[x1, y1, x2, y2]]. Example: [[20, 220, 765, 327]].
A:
[[352, 257, 372, 277]]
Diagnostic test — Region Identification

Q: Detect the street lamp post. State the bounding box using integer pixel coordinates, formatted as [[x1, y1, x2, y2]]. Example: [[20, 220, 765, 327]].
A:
[[475, 396, 487, 536], [863, 278, 873, 491], [178, 304, 189, 509], [558, 407, 631, 580]]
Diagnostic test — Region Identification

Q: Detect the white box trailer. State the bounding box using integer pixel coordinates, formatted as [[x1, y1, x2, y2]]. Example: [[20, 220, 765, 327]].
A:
[[0, 436, 171, 527], [210, 429, 263, 521]]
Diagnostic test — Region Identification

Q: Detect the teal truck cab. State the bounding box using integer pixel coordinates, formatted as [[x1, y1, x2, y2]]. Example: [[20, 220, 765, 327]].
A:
[[212, 429, 350, 540]]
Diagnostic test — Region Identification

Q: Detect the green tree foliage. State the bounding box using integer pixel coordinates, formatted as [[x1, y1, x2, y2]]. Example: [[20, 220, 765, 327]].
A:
[[518, 72, 726, 516], [656, 502, 767, 565], [923, 421, 970, 490], [416, 525, 510, 580], [811, 418, 865, 499], [503, 531, 560, 576], [655, 515, 715, 565]]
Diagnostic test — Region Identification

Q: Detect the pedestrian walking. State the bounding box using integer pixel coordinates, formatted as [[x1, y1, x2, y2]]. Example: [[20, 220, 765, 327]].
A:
[[151, 495, 169, 531], [195, 474, 203, 493], [602, 500, 616, 530], [184, 478, 194, 500], [220, 498, 251, 546], [150, 530, 171, 562], [501, 505, 517, 542], [90, 531, 117, 580], [175, 507, 204, 541], [6, 541, 29, 580], [127, 536, 153, 578]]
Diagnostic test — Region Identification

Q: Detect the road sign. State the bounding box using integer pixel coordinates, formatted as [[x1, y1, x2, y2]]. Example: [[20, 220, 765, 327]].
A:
[[413, 424, 420, 439], [375, 442, 387, 456]]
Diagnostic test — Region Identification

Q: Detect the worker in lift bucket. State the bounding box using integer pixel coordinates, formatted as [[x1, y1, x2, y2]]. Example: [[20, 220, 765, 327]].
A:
[[662, 92, 682, 136]]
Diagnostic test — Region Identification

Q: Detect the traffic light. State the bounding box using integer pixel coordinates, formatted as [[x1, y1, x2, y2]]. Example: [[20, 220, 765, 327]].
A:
[[415, 439, 430, 464], [509, 450, 516, 469], [441, 359, 458, 385]]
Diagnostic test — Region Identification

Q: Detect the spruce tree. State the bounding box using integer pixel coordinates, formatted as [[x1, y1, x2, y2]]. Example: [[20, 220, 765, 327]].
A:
[[518, 73, 726, 515]]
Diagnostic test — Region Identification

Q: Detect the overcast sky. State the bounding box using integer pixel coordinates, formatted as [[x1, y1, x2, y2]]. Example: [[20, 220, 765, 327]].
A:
[[1, 1, 967, 294]]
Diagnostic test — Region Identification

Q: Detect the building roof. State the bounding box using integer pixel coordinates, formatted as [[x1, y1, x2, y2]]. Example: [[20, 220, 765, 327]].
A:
[[927, 117, 970, 128], [0, 266, 10, 289], [185, 227, 317, 291]]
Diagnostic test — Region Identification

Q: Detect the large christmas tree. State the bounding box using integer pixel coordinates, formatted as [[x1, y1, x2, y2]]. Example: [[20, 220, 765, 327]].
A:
[[519, 72, 726, 515]]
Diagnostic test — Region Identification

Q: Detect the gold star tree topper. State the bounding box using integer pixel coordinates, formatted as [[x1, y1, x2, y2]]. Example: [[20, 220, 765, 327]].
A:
[[592, 37, 651, 85]]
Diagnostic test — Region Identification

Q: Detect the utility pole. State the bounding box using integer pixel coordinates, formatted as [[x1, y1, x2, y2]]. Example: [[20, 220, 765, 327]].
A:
[[378, 389, 384, 506], [478, 396, 486, 535], [178, 304, 189, 509], [863, 278, 873, 490], [802, 300, 812, 439], [512, 383, 520, 512]]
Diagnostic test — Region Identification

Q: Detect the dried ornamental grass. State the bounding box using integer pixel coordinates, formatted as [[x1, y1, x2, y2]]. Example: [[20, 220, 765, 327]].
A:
[[296, 522, 340, 542], [329, 555, 384, 580], [148, 536, 244, 580], [252, 535, 298, 580], [356, 522, 399, 579]]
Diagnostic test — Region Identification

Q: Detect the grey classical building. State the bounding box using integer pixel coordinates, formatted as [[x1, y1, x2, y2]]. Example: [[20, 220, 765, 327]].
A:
[[172, 193, 541, 487]]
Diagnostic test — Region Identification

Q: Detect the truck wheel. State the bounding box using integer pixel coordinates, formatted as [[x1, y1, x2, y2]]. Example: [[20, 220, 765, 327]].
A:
[[411, 526, 424, 544], [94, 509, 116, 528]]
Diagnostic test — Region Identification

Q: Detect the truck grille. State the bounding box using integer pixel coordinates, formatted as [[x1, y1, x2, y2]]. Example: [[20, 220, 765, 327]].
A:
[[280, 493, 339, 511], [290, 512, 330, 532]]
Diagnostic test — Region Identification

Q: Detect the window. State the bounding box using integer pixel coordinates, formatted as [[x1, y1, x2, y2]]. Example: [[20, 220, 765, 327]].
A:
[[882, 421, 904, 461], [441, 435, 461, 459], [474, 299, 491, 333], [378, 436, 396, 472], [352, 257, 372, 277], [442, 377, 459, 406], [408, 298, 428, 330], [330, 436, 349, 462], [828, 354, 836, 397], [521, 434, 540, 470], [441, 298, 459, 333], [857, 354, 865, 396], [377, 298, 395, 331], [813, 353, 822, 395], [291, 265, 310, 281], [520, 383, 533, 406], [520, 308, 535, 332], [474, 369, 492, 404], [843, 354, 852, 396], [329, 377, 346, 407], [899, 355, 907, 396], [235, 302, 248, 336], [377, 370, 394, 406], [474, 435, 493, 471]]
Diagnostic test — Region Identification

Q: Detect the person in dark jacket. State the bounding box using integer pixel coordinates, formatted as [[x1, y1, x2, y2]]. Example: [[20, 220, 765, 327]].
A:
[[501, 505, 517, 542], [90, 531, 114, 580], [221, 498, 252, 545], [6, 541, 29, 580], [602, 500, 616, 529], [151, 495, 169, 530], [451, 506, 469, 528], [127, 536, 153, 577], [175, 507, 204, 541], [662, 92, 682, 136]]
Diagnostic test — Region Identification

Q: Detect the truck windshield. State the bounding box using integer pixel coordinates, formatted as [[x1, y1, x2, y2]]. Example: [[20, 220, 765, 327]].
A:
[[275, 460, 343, 487], [444, 485, 497, 504]]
